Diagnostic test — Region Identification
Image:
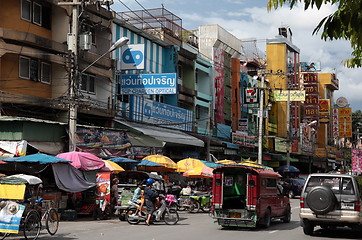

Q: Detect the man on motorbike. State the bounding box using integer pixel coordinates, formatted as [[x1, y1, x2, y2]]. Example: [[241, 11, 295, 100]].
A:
[[143, 178, 159, 225]]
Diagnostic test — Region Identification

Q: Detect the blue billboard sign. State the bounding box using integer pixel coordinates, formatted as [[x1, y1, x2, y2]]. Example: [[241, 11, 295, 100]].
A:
[[120, 73, 177, 95], [120, 44, 145, 70], [130, 96, 193, 131]]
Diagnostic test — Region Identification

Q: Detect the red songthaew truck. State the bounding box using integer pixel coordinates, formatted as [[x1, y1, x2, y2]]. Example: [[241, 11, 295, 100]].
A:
[[212, 165, 291, 228]]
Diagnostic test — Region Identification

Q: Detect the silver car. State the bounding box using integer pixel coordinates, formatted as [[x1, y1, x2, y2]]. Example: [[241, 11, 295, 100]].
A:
[[300, 173, 362, 235]]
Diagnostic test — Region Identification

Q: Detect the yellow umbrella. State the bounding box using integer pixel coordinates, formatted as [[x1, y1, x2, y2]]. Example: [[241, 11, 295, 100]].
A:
[[238, 160, 264, 169], [142, 155, 177, 169], [102, 160, 125, 173], [183, 166, 213, 178], [216, 159, 237, 165], [176, 158, 206, 172]]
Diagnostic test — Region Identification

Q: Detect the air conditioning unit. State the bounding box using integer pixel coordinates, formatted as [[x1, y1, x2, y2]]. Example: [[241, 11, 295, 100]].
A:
[[79, 32, 92, 51]]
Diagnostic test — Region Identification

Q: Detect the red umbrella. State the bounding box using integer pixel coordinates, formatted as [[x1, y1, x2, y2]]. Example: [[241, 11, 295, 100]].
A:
[[56, 151, 105, 171]]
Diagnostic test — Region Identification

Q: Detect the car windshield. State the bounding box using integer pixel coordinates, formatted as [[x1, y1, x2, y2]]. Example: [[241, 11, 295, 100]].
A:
[[305, 176, 341, 193], [305, 176, 355, 195]]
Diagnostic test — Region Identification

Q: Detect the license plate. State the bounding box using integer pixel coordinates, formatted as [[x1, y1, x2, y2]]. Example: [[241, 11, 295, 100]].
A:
[[341, 202, 355, 210], [229, 212, 241, 218], [316, 214, 337, 219]]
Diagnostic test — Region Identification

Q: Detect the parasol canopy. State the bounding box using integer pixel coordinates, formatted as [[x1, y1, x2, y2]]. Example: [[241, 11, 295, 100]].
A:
[[56, 151, 105, 171], [107, 157, 138, 163], [3, 153, 72, 164], [277, 165, 300, 173], [8, 174, 43, 185], [183, 166, 213, 178], [238, 160, 271, 169], [201, 160, 223, 168], [102, 160, 125, 173], [137, 160, 175, 172], [216, 159, 237, 165], [142, 155, 177, 169], [176, 158, 206, 172]]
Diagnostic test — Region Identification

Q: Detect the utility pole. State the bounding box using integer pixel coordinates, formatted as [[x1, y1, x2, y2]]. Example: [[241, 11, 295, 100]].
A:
[[286, 90, 291, 167], [69, 0, 79, 152], [206, 102, 211, 162], [257, 72, 265, 165]]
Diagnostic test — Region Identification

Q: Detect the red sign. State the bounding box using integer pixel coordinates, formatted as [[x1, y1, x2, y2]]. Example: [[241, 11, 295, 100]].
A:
[[304, 84, 319, 94], [305, 95, 319, 105], [304, 106, 319, 116], [303, 73, 318, 84], [319, 99, 330, 116]]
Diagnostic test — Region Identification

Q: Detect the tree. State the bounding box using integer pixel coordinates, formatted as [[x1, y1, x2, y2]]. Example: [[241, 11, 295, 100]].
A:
[[267, 0, 362, 68]]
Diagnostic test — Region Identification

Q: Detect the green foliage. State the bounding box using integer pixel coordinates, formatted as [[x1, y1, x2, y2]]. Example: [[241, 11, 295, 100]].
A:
[[267, 0, 362, 68]]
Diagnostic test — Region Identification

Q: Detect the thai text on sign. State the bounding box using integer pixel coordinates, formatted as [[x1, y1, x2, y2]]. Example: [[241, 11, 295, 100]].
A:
[[273, 90, 305, 102]]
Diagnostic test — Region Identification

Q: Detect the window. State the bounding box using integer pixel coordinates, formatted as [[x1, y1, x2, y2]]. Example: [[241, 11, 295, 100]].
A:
[[21, 0, 51, 29], [41, 62, 51, 83], [19, 56, 51, 83], [32, 2, 41, 26], [21, 0, 31, 21], [81, 73, 95, 94], [262, 178, 277, 188], [177, 64, 183, 79], [19, 57, 30, 79], [30, 59, 39, 81]]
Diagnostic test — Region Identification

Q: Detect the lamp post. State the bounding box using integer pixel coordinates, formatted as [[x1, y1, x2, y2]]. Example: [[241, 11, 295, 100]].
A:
[[257, 72, 267, 165], [68, 37, 129, 151]]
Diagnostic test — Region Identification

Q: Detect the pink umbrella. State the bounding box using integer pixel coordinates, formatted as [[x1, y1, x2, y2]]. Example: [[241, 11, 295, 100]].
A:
[[56, 151, 105, 171]]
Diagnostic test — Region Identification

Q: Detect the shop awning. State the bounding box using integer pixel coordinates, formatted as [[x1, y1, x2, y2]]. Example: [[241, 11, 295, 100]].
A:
[[27, 141, 64, 155], [222, 141, 240, 150], [127, 131, 164, 148], [115, 120, 204, 147]]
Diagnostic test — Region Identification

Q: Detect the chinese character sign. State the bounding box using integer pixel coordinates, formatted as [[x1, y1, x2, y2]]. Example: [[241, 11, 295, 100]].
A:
[[352, 149, 362, 173]]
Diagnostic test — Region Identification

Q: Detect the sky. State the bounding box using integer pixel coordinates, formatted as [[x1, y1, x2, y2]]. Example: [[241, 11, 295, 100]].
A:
[[111, 0, 362, 111]]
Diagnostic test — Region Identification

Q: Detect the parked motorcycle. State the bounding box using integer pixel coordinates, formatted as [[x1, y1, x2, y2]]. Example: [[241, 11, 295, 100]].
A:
[[125, 194, 179, 225], [177, 195, 200, 213], [189, 193, 212, 213]]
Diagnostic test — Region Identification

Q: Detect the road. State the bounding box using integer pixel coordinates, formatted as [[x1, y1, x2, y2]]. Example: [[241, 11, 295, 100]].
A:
[[5, 199, 362, 240]]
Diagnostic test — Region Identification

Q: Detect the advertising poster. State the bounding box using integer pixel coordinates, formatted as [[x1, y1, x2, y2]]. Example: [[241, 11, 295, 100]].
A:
[[0, 203, 25, 234], [95, 172, 111, 202]]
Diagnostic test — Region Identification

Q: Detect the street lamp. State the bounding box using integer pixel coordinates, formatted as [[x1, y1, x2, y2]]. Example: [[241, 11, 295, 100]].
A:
[[80, 37, 129, 74], [68, 37, 129, 151]]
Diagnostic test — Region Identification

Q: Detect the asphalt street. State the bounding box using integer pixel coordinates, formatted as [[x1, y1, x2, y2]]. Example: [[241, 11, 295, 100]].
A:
[[4, 199, 362, 240]]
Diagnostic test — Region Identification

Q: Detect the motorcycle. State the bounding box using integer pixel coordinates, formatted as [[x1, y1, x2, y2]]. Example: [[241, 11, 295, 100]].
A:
[[125, 194, 179, 225], [189, 193, 212, 213], [177, 195, 200, 213]]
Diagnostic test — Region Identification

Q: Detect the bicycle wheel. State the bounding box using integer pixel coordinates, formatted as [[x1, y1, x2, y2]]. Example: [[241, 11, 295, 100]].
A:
[[163, 208, 179, 225], [187, 199, 200, 213], [201, 201, 211, 213], [46, 208, 59, 235], [125, 207, 142, 225], [23, 210, 41, 240]]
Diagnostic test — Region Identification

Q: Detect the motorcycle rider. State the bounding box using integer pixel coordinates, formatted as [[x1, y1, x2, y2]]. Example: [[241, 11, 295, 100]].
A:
[[144, 178, 159, 225]]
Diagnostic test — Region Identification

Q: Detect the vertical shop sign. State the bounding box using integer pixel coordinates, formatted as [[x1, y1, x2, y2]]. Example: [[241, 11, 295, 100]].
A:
[[352, 149, 362, 173], [213, 47, 225, 124]]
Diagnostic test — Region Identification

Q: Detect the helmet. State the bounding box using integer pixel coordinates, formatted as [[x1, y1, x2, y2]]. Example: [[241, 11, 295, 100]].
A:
[[146, 178, 154, 185]]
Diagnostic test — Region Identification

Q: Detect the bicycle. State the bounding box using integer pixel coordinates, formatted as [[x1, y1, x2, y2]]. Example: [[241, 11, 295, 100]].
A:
[[5, 198, 60, 240], [30, 198, 60, 236]]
